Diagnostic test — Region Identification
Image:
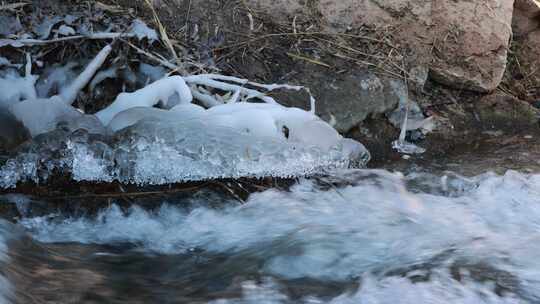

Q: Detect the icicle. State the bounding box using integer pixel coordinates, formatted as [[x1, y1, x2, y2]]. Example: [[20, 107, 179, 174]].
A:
[[391, 83, 426, 155]]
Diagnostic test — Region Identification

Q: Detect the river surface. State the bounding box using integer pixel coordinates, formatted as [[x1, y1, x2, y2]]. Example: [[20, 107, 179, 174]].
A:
[[1, 138, 540, 303]]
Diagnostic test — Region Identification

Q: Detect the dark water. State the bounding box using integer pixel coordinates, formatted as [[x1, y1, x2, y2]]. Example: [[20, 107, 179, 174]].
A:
[[2, 139, 540, 303]]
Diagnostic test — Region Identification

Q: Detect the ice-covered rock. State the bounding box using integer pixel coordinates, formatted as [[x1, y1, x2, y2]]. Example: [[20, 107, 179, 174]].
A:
[[9, 96, 105, 137], [0, 69, 38, 108], [0, 61, 369, 188], [138, 63, 167, 85], [9, 97, 81, 137], [35, 62, 79, 98], [108, 104, 206, 132], [108, 100, 354, 154]]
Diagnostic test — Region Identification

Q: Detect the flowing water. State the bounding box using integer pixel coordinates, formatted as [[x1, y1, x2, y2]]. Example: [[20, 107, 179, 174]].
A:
[[1, 138, 540, 303]]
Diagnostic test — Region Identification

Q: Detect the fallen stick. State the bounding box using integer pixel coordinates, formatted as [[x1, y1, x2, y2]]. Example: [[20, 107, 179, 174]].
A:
[[0, 32, 136, 48]]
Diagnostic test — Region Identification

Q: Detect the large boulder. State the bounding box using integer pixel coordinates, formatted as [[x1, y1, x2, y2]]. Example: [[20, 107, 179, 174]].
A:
[[310, 73, 405, 133], [274, 68, 405, 133], [317, 0, 433, 69], [474, 94, 540, 129], [513, 0, 540, 37], [511, 0, 540, 100], [245, 0, 515, 93], [430, 0, 515, 92], [515, 30, 540, 97]]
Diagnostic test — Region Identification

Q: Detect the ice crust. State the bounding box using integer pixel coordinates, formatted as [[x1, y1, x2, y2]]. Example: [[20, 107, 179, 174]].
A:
[[0, 67, 369, 188], [0, 120, 369, 188]]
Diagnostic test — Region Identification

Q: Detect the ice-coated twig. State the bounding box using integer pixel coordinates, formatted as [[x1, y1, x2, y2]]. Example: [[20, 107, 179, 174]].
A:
[[0, 33, 137, 48], [194, 74, 303, 91], [190, 85, 223, 108], [188, 74, 317, 112], [95, 75, 193, 125], [229, 89, 241, 103], [89, 67, 118, 91], [184, 75, 278, 104], [123, 42, 316, 110], [24, 53, 32, 77], [60, 44, 112, 105], [124, 40, 179, 70]]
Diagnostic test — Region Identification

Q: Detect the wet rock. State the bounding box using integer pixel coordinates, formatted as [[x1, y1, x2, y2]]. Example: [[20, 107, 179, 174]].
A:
[[347, 118, 400, 164], [0, 199, 21, 222], [279, 70, 403, 133], [323, 74, 405, 133], [430, 0, 514, 92], [474, 94, 540, 130], [0, 109, 30, 153]]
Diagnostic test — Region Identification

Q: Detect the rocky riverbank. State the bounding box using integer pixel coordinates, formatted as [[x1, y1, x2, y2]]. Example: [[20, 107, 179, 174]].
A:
[[1, 0, 539, 163]]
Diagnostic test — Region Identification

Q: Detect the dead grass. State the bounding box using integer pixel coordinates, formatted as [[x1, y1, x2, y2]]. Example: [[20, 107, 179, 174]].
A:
[[500, 40, 540, 102], [120, 0, 411, 81]]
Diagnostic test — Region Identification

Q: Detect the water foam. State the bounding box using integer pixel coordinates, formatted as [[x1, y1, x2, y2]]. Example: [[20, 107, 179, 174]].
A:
[[0, 221, 17, 304], [209, 272, 523, 304], [18, 169, 540, 302]]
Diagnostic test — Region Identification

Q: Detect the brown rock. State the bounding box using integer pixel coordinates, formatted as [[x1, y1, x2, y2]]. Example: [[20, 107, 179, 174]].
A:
[[515, 0, 540, 16], [317, 0, 432, 68], [430, 0, 514, 92], [245, 0, 515, 93], [515, 29, 540, 97], [474, 94, 540, 129], [513, 0, 540, 36]]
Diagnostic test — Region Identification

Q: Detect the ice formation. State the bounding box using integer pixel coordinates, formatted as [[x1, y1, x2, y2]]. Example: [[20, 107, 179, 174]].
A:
[[5, 47, 111, 137], [389, 80, 431, 154], [0, 119, 369, 188], [0, 62, 38, 108], [130, 19, 158, 42], [10, 96, 82, 137], [0, 45, 369, 188], [35, 62, 78, 97]]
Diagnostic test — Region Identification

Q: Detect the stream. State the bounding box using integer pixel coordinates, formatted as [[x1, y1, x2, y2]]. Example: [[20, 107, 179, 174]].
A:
[[1, 137, 540, 303]]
